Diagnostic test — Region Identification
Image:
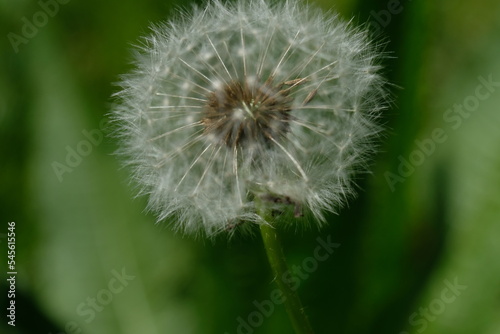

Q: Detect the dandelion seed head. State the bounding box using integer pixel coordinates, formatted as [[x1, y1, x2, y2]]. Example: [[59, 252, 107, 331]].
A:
[[112, 0, 387, 237]]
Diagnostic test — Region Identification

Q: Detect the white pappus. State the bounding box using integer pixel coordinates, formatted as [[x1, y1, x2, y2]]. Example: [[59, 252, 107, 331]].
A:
[[111, 0, 387, 237]]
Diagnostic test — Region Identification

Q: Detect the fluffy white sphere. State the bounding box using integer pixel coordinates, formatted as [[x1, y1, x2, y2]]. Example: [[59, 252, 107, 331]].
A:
[[112, 0, 387, 236]]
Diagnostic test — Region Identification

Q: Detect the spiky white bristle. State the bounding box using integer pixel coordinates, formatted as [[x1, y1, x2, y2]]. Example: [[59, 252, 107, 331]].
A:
[[112, 0, 387, 237]]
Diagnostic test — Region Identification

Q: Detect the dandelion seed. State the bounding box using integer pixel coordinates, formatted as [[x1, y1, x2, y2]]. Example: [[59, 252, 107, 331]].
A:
[[111, 0, 387, 237]]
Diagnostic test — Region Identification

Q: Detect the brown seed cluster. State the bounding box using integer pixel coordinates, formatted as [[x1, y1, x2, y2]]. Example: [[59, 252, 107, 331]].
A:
[[202, 80, 292, 148]]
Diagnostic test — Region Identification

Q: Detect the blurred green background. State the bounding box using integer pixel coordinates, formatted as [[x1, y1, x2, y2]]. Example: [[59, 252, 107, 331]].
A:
[[1, 0, 499, 333]]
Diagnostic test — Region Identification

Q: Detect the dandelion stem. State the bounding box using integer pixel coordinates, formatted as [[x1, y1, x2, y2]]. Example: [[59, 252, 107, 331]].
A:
[[259, 220, 315, 334]]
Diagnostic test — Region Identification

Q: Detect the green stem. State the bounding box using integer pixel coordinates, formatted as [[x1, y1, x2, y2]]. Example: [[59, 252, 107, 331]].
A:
[[259, 221, 315, 334]]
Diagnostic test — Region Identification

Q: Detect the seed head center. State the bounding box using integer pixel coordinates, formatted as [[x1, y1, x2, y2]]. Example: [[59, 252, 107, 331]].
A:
[[202, 80, 292, 148]]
